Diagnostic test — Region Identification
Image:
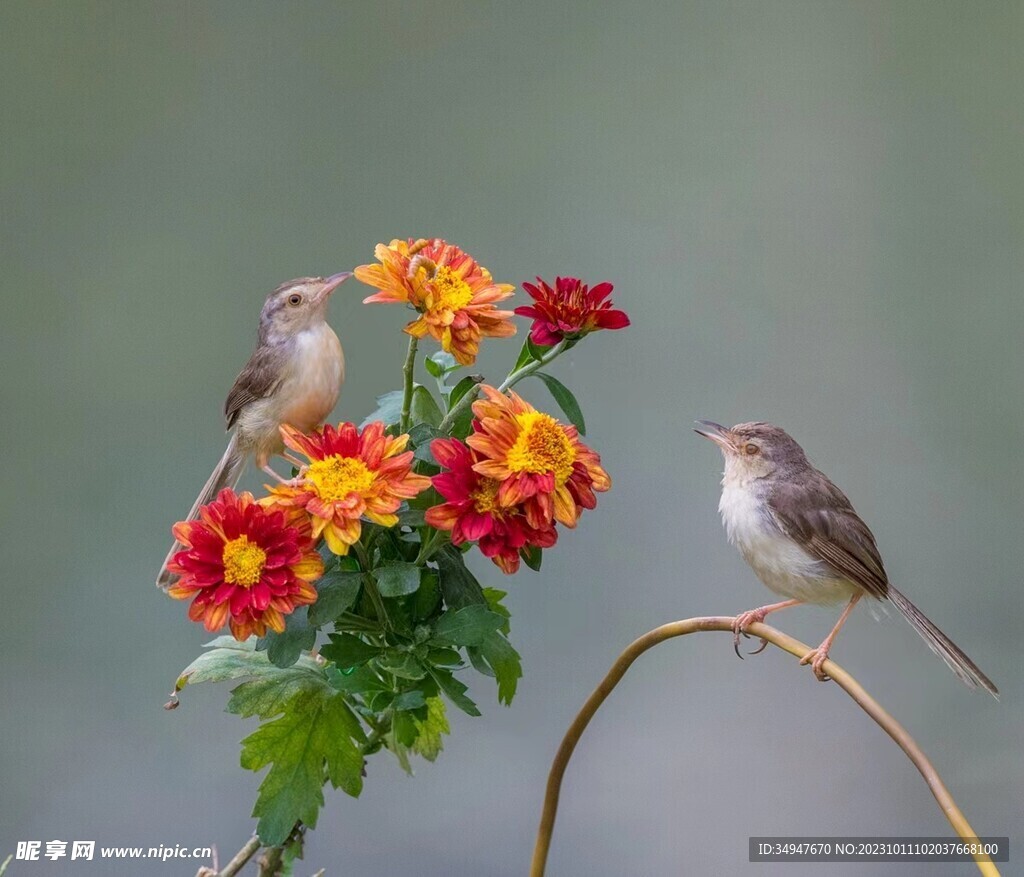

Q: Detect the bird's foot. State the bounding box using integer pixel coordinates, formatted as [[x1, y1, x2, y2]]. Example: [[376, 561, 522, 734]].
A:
[[731, 608, 770, 659], [262, 465, 308, 488], [799, 645, 833, 682]]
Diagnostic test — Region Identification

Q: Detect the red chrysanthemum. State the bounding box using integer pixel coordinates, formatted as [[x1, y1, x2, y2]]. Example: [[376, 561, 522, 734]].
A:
[[354, 238, 516, 365], [264, 421, 432, 556], [425, 437, 557, 574], [167, 489, 323, 641], [466, 385, 611, 529], [514, 276, 629, 346]]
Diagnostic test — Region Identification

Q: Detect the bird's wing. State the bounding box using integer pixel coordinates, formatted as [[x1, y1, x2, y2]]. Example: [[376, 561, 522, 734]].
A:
[[224, 345, 285, 428], [766, 471, 889, 599]]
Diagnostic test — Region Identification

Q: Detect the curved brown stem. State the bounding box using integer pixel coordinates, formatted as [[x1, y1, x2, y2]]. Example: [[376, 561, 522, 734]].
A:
[[529, 617, 999, 877]]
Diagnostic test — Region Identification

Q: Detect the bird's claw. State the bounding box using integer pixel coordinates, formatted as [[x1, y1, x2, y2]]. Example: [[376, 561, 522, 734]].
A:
[[799, 647, 832, 682], [731, 609, 768, 659]]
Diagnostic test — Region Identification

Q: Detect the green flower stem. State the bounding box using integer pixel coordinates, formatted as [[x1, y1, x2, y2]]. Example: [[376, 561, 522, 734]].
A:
[[414, 528, 446, 565], [353, 542, 391, 630], [437, 338, 570, 434], [399, 335, 419, 433]]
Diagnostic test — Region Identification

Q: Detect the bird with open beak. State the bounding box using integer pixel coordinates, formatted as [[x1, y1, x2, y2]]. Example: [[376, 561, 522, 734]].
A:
[[694, 420, 997, 695]]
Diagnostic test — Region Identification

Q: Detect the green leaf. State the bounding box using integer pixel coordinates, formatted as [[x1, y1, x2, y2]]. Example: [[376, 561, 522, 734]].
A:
[[447, 375, 482, 411], [532, 372, 586, 434], [435, 545, 486, 609], [410, 385, 443, 428], [406, 421, 437, 449], [413, 442, 438, 465], [432, 605, 506, 646], [376, 650, 427, 680], [374, 561, 421, 597], [396, 505, 427, 528], [392, 688, 427, 711], [520, 544, 543, 572], [479, 631, 522, 705], [307, 570, 363, 626], [326, 663, 389, 694], [321, 633, 382, 670], [411, 696, 450, 762], [360, 389, 405, 428], [412, 568, 441, 621], [429, 668, 481, 717], [481, 587, 512, 634], [241, 689, 365, 844], [512, 336, 552, 372], [425, 350, 458, 378], [426, 646, 463, 666], [175, 638, 325, 693], [257, 607, 316, 669], [227, 667, 332, 720]]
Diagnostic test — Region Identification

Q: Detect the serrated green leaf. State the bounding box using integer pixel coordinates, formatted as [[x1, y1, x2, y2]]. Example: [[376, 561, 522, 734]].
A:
[[411, 697, 450, 762], [257, 607, 316, 669], [466, 645, 495, 678], [432, 605, 506, 646], [435, 545, 486, 609], [376, 650, 427, 680], [374, 561, 421, 597], [481, 588, 511, 634], [412, 569, 441, 621], [406, 421, 437, 449], [429, 668, 481, 716], [410, 385, 443, 428], [326, 663, 389, 694], [360, 389, 405, 428], [392, 688, 427, 711], [321, 633, 382, 670], [307, 570, 363, 626], [426, 646, 463, 666], [479, 631, 522, 705], [532, 372, 586, 434], [227, 664, 335, 720], [241, 689, 365, 844], [175, 638, 325, 693]]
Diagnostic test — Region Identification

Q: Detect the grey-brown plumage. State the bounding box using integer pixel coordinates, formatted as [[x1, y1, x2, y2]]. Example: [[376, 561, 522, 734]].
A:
[[155, 273, 350, 590], [696, 420, 998, 696]]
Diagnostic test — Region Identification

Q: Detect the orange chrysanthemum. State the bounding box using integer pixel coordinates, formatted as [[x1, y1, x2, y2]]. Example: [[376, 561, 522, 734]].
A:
[[264, 421, 432, 556], [466, 385, 611, 529], [167, 489, 323, 641], [354, 238, 516, 365], [425, 437, 557, 574]]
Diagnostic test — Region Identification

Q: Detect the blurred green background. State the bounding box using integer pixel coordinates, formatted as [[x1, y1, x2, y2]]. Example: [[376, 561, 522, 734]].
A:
[[1, 2, 1021, 874]]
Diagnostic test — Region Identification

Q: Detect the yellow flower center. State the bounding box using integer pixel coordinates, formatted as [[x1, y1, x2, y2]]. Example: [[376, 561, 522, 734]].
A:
[[506, 412, 577, 485], [306, 454, 375, 502], [427, 265, 474, 314], [221, 536, 267, 588], [470, 477, 502, 515]]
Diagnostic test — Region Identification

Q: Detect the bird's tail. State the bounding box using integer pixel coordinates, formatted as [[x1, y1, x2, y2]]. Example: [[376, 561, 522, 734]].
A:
[[156, 434, 246, 590], [887, 584, 998, 697]]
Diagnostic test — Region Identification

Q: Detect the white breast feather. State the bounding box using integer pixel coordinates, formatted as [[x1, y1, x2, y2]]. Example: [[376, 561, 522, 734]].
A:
[[719, 478, 855, 605]]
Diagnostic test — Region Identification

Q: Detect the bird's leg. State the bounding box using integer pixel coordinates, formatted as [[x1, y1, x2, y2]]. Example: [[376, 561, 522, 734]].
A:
[[282, 452, 306, 469], [261, 464, 307, 488], [800, 593, 862, 681], [732, 599, 802, 658]]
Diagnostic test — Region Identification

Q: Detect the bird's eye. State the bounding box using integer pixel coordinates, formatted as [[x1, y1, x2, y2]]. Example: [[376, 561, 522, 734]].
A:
[[745, 443, 760, 455], [287, 293, 302, 306]]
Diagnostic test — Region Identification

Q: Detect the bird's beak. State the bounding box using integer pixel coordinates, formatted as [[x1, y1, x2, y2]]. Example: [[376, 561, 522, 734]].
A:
[[693, 420, 736, 452], [315, 271, 352, 302]]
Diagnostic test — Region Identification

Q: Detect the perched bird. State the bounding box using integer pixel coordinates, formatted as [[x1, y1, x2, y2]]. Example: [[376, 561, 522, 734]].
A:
[[695, 420, 997, 696], [156, 273, 350, 589]]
